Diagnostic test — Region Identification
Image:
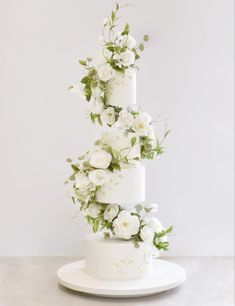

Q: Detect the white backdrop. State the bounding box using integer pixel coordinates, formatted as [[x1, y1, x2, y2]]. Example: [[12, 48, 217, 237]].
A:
[[0, 0, 234, 256]]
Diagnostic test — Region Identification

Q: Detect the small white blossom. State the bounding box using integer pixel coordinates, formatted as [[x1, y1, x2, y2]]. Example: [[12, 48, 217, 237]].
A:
[[97, 63, 115, 82], [116, 109, 134, 129], [113, 32, 125, 47], [114, 50, 135, 67], [75, 173, 90, 189], [88, 169, 107, 186], [113, 210, 140, 240], [90, 150, 112, 169], [148, 218, 164, 234], [145, 203, 159, 213], [126, 34, 137, 49], [103, 204, 119, 222], [102, 107, 116, 125], [140, 225, 154, 243], [87, 204, 102, 219]]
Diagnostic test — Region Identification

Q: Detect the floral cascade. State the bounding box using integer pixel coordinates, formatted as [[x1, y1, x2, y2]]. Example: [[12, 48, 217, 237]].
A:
[[66, 3, 173, 251]]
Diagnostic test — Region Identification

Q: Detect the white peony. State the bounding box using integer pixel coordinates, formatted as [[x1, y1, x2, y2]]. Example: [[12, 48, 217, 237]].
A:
[[88, 169, 107, 186], [148, 218, 164, 234], [140, 225, 154, 243], [75, 173, 90, 189], [91, 99, 104, 115], [132, 113, 152, 136], [102, 107, 116, 125], [103, 204, 119, 222], [87, 204, 102, 219], [97, 63, 115, 82], [113, 50, 135, 67], [113, 210, 140, 240], [117, 109, 134, 129], [126, 34, 137, 49], [90, 150, 112, 169]]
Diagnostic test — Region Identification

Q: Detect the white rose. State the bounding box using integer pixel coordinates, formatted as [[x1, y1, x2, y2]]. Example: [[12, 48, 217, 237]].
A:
[[97, 63, 115, 82], [103, 204, 119, 222], [113, 210, 140, 240], [102, 107, 116, 125], [87, 204, 102, 219], [126, 34, 137, 49], [75, 173, 90, 189], [90, 150, 112, 169], [88, 169, 107, 186], [91, 99, 104, 115], [117, 109, 134, 129], [148, 218, 164, 234], [132, 113, 152, 136], [140, 225, 154, 243], [119, 50, 135, 67]]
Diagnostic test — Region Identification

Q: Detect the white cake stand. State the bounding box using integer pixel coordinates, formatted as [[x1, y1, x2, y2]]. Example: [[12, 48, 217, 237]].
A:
[[57, 259, 186, 298]]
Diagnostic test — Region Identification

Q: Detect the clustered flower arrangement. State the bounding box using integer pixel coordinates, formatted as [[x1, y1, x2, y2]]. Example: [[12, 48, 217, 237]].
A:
[[66, 3, 172, 250]]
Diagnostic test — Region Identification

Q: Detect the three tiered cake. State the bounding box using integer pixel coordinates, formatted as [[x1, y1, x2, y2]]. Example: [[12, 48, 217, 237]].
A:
[[66, 3, 172, 282]]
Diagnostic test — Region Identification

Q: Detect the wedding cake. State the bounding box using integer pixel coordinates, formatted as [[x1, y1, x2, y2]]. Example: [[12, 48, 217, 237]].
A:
[[66, 3, 172, 281]]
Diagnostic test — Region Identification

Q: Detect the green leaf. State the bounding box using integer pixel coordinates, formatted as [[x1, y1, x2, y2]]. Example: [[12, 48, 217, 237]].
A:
[[93, 219, 99, 233], [87, 57, 93, 62], [66, 158, 72, 163], [111, 149, 119, 160], [111, 11, 115, 21], [81, 76, 89, 84], [104, 232, 111, 239], [97, 115, 103, 126], [143, 34, 150, 42], [112, 163, 121, 171], [71, 164, 79, 172], [69, 173, 75, 181], [79, 60, 87, 66], [131, 136, 137, 147], [122, 23, 130, 35], [139, 43, 144, 51]]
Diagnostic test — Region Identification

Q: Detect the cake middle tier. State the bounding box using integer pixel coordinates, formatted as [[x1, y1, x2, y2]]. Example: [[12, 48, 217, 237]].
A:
[[106, 67, 136, 107], [96, 163, 145, 204]]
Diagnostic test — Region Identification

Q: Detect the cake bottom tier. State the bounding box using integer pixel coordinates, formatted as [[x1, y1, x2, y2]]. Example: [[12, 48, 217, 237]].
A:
[[84, 233, 153, 280]]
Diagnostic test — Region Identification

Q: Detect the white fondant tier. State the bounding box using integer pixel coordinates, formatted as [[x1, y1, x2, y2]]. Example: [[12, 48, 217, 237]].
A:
[[85, 234, 153, 280], [101, 130, 140, 160], [107, 68, 136, 107], [96, 163, 145, 204]]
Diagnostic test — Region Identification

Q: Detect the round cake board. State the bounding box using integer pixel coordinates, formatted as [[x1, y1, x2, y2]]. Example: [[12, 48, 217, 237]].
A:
[[57, 259, 186, 298]]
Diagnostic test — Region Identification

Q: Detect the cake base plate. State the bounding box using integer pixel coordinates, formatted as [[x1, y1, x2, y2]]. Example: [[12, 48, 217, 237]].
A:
[[57, 259, 186, 298]]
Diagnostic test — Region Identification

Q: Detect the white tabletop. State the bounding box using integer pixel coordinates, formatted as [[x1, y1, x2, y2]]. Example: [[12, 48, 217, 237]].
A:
[[0, 257, 233, 306]]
